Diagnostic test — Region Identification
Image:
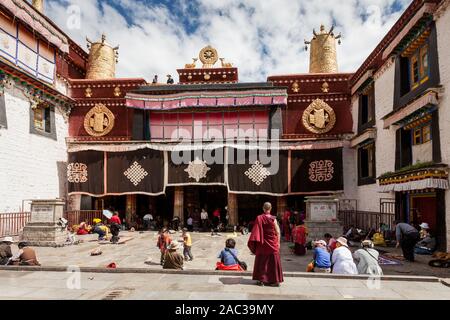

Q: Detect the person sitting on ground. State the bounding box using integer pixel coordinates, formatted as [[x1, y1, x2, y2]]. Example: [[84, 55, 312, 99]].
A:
[[216, 238, 243, 271], [157, 228, 172, 266], [12, 242, 40, 266], [331, 237, 358, 275], [109, 212, 121, 244], [324, 233, 337, 253], [77, 222, 90, 235], [0, 237, 13, 266], [393, 220, 420, 262], [353, 240, 383, 275], [414, 230, 436, 255], [92, 218, 108, 241], [163, 241, 184, 270], [419, 222, 430, 239], [292, 221, 308, 256], [312, 240, 332, 273], [182, 228, 193, 261], [345, 225, 363, 243]]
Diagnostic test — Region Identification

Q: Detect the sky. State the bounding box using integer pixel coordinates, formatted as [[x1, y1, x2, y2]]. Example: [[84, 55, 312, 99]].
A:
[[44, 0, 413, 82]]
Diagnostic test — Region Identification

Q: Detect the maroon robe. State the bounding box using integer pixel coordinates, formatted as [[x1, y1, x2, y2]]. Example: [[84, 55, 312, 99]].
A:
[[248, 212, 284, 284]]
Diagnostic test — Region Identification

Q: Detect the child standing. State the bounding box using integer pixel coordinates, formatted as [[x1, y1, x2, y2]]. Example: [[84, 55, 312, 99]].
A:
[[182, 228, 194, 261], [157, 228, 172, 265]]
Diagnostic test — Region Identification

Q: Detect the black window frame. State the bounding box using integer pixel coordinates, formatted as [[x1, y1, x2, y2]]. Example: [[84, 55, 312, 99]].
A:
[[394, 22, 440, 110], [357, 140, 376, 186], [358, 82, 375, 134]]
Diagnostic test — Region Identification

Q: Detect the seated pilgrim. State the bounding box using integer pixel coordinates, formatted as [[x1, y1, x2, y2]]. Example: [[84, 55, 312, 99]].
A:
[[11, 242, 40, 266], [353, 240, 383, 275], [163, 241, 184, 270], [216, 238, 243, 271], [76, 222, 90, 235], [414, 235, 436, 255], [0, 237, 13, 265]]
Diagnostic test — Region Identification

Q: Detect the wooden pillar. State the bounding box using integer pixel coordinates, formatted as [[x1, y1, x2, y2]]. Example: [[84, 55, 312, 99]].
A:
[[277, 196, 287, 220], [126, 194, 137, 227], [174, 186, 184, 224], [228, 193, 238, 226]]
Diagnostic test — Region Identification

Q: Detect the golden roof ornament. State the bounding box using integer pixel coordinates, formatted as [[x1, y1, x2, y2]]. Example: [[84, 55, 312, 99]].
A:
[[304, 25, 342, 73], [32, 0, 44, 13], [85, 34, 119, 80], [199, 45, 218, 68]]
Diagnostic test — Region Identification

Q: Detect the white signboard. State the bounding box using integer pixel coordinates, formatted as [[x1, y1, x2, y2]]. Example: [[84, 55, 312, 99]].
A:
[[31, 205, 55, 223], [310, 202, 337, 222]]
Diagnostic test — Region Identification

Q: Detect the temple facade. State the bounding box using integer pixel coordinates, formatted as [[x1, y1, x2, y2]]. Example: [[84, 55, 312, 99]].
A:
[[0, 0, 449, 250]]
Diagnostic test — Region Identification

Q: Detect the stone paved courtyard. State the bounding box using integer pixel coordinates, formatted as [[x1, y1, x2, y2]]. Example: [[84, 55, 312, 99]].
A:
[[6, 230, 449, 278], [0, 270, 449, 300]]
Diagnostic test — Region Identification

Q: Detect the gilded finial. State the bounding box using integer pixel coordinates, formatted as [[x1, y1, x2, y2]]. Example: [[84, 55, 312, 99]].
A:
[[305, 25, 342, 74]]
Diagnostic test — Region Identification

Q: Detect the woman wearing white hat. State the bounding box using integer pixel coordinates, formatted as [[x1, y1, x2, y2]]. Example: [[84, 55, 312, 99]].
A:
[[0, 237, 13, 265], [331, 237, 358, 275]]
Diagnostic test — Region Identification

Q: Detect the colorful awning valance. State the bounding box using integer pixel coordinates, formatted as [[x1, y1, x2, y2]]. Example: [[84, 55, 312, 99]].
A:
[[378, 166, 449, 192], [125, 90, 288, 110]]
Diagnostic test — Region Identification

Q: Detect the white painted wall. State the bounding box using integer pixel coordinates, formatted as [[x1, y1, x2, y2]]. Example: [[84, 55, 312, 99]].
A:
[[412, 141, 432, 164], [0, 85, 68, 212], [436, 4, 450, 251], [348, 62, 397, 212]]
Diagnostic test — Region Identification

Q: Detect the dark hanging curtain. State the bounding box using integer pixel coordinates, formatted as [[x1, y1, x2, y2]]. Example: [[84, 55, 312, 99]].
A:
[[107, 149, 165, 195], [167, 149, 225, 185], [291, 147, 343, 193], [227, 148, 288, 195], [67, 151, 104, 196]]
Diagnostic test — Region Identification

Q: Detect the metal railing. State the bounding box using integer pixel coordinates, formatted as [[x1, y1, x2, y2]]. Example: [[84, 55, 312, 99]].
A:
[[64, 210, 103, 227], [0, 212, 31, 237], [338, 210, 395, 232]]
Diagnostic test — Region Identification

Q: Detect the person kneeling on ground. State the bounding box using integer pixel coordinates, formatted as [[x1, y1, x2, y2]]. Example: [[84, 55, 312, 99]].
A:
[[353, 240, 383, 275], [163, 241, 184, 270], [12, 242, 40, 266], [312, 240, 331, 273], [216, 238, 243, 271], [332, 237, 358, 275], [92, 218, 108, 241], [324, 233, 337, 253]]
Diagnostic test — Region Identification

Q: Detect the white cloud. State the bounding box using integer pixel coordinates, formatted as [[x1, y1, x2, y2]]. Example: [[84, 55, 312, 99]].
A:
[[46, 0, 412, 82]]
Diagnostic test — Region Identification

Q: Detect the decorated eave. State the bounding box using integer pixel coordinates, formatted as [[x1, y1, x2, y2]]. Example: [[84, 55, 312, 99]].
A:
[[125, 83, 287, 110], [378, 164, 449, 193], [382, 89, 439, 129], [0, 0, 69, 53], [0, 59, 74, 107], [350, 0, 439, 87]]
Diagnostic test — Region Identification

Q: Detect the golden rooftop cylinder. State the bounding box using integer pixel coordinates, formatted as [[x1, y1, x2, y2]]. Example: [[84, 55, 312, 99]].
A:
[[32, 0, 44, 13], [85, 35, 119, 80], [307, 25, 340, 74]]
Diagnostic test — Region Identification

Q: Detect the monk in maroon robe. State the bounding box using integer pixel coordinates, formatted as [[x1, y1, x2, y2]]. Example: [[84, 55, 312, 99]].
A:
[[247, 202, 284, 286]]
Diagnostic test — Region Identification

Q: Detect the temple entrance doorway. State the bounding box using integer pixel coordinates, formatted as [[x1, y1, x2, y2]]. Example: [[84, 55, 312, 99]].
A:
[[237, 194, 278, 226], [184, 186, 228, 227]]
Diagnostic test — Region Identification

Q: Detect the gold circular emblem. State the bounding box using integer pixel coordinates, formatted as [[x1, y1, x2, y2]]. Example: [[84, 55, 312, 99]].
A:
[[302, 99, 336, 134], [199, 45, 218, 67], [83, 104, 115, 137]]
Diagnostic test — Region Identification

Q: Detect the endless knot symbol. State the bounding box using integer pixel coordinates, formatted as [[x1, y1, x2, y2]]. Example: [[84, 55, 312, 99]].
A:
[[67, 163, 88, 183], [184, 158, 211, 182], [245, 161, 271, 186], [309, 160, 334, 182], [124, 161, 148, 186]]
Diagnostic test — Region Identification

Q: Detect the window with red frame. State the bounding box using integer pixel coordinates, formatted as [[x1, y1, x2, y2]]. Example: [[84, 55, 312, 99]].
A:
[[149, 109, 269, 140]]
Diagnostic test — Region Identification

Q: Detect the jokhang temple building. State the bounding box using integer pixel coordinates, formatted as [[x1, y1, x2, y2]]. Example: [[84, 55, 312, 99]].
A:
[[0, 0, 449, 251]]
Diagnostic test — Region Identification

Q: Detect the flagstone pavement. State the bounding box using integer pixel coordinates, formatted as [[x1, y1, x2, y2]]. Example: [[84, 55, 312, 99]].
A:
[[8, 230, 448, 278]]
